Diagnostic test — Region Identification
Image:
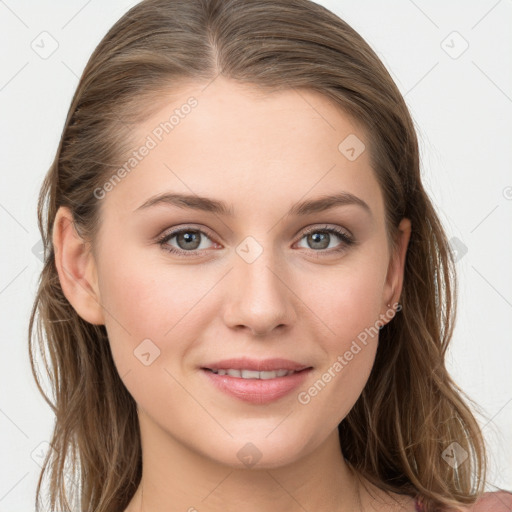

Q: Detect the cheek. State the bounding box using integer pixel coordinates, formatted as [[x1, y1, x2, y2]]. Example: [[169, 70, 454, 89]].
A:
[[311, 247, 388, 347], [94, 242, 210, 375], [94, 247, 219, 420], [296, 248, 387, 417]]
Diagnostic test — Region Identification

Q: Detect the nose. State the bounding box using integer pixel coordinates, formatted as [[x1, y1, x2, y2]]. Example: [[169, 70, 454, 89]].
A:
[[222, 248, 297, 337]]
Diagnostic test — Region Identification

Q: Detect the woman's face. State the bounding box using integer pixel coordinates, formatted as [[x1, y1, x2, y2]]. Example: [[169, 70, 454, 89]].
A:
[[65, 77, 409, 469]]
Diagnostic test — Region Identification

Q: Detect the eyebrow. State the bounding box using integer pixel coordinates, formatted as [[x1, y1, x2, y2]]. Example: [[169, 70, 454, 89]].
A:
[[134, 191, 371, 217]]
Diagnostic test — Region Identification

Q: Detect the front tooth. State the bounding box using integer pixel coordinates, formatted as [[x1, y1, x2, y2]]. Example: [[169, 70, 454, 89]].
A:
[[215, 369, 296, 379], [241, 370, 260, 379]]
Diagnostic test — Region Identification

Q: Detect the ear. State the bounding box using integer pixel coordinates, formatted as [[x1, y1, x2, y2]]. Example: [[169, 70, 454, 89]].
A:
[[52, 206, 105, 325], [381, 217, 411, 316]]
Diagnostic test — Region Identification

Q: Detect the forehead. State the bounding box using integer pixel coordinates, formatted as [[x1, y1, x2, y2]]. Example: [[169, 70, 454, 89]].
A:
[[100, 76, 384, 220]]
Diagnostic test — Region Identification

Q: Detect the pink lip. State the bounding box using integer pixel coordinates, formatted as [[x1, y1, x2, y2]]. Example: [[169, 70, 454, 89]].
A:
[[202, 357, 310, 372], [200, 362, 313, 404]]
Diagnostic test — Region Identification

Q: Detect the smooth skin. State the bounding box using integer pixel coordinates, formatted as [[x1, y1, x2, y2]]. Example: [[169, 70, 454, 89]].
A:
[[53, 76, 414, 512]]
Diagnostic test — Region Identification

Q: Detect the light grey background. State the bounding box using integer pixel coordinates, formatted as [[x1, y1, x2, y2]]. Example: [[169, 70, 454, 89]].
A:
[[1, 1, 511, 510]]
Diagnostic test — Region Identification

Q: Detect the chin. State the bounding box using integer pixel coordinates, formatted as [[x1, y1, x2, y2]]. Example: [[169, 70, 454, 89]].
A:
[[201, 429, 318, 470]]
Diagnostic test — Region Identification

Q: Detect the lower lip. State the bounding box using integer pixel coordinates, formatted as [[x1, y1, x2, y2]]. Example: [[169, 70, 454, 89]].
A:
[[201, 368, 312, 404]]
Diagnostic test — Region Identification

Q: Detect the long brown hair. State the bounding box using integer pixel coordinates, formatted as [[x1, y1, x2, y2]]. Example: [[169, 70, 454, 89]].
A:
[[29, 0, 488, 510]]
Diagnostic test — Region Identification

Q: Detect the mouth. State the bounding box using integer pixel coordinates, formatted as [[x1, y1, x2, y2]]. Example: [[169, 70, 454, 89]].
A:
[[200, 360, 313, 404]]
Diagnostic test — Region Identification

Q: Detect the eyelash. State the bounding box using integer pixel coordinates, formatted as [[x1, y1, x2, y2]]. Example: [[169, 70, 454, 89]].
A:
[[156, 224, 355, 258]]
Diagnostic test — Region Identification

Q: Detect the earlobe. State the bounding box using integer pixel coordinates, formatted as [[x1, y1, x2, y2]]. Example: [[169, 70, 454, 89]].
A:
[[52, 206, 105, 325], [382, 217, 411, 315]]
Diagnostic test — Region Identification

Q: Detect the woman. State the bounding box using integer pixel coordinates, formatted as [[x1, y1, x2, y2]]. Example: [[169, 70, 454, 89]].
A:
[[28, 0, 511, 511]]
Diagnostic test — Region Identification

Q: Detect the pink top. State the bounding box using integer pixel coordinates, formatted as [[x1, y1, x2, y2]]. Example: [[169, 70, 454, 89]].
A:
[[414, 491, 512, 511]]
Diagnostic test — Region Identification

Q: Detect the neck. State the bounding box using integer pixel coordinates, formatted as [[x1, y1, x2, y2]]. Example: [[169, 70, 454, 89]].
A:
[[127, 409, 363, 512]]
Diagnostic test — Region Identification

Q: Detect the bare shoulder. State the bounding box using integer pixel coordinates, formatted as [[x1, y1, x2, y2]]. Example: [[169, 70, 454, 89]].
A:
[[466, 491, 512, 512]]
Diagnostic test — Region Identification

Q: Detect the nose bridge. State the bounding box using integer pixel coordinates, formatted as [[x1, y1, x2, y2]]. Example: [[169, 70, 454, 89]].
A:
[[224, 235, 294, 335]]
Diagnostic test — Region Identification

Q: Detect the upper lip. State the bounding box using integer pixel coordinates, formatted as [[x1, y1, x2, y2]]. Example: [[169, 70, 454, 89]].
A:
[[202, 358, 311, 372]]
